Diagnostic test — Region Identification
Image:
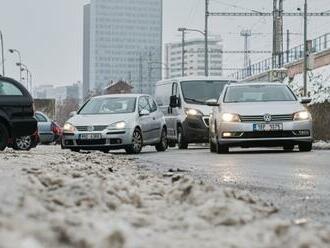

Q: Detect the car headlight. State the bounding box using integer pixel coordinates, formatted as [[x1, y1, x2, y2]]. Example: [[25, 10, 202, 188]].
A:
[[185, 108, 203, 116], [108, 121, 127, 129], [221, 113, 241, 122], [294, 111, 311, 121], [63, 123, 77, 133]]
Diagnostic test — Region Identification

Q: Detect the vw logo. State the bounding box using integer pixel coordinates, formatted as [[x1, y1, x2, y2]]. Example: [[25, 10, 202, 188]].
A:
[[263, 114, 272, 122], [87, 126, 94, 132]]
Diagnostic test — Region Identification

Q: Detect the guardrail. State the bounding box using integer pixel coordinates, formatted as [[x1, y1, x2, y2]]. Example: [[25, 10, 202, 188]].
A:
[[232, 33, 330, 80]]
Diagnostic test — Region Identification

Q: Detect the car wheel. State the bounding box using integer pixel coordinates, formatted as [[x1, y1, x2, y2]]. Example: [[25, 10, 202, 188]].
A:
[[155, 128, 168, 152], [101, 148, 110, 153], [13, 136, 33, 151], [0, 123, 9, 151], [125, 128, 143, 154], [283, 145, 294, 151], [209, 136, 216, 153], [177, 126, 188, 149], [168, 140, 176, 148], [216, 140, 229, 154], [70, 148, 80, 153], [298, 142, 312, 152]]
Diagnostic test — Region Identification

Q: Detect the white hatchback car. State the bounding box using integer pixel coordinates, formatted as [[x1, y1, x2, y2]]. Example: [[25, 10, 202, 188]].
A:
[[61, 94, 168, 154], [208, 82, 313, 153]]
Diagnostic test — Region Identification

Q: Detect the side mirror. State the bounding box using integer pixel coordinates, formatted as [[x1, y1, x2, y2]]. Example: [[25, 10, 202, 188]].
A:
[[206, 99, 219, 107], [300, 97, 312, 104], [69, 111, 77, 118], [170, 95, 180, 108], [139, 109, 150, 116]]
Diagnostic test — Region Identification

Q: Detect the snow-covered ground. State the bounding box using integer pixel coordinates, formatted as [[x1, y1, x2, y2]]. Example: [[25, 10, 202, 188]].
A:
[[285, 64, 330, 103], [0, 146, 329, 248], [313, 140, 330, 150]]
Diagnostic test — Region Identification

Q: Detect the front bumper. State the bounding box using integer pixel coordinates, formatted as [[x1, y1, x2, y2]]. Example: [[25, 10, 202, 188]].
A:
[[62, 129, 132, 150], [182, 115, 210, 143], [217, 120, 313, 147]]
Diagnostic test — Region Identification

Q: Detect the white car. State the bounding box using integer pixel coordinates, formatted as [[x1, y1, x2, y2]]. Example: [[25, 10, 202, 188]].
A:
[[61, 94, 168, 154], [208, 82, 313, 153]]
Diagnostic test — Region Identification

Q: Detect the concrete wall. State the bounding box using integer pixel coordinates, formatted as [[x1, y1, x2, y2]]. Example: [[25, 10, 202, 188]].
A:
[[308, 102, 330, 140]]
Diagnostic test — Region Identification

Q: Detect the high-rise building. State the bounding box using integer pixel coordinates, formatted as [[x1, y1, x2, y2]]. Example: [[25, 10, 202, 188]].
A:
[[83, 0, 163, 99], [165, 38, 223, 79]]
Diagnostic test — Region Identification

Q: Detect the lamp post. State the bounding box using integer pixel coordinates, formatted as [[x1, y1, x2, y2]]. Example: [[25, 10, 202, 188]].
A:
[[0, 31, 5, 76], [9, 49, 22, 82], [16, 62, 30, 91], [178, 28, 187, 77]]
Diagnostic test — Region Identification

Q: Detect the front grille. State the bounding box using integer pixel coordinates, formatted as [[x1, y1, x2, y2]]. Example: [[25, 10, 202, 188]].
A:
[[76, 126, 108, 132], [76, 139, 107, 146], [240, 114, 293, 123], [241, 131, 295, 139]]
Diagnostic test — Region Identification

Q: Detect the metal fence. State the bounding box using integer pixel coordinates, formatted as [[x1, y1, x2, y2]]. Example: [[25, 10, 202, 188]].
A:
[[232, 33, 330, 80]]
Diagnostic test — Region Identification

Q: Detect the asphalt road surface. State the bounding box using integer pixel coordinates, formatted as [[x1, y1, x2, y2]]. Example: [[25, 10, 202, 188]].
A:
[[135, 146, 330, 224]]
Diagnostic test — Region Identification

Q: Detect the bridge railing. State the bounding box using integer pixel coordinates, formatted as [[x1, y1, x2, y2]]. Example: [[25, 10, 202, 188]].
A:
[[232, 33, 330, 80]]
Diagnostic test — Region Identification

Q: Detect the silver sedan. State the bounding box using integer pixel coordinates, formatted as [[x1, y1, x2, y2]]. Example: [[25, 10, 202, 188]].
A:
[[61, 94, 168, 154], [208, 82, 313, 153]]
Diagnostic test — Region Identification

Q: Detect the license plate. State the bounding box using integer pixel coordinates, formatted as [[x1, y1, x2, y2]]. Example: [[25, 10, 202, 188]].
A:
[[79, 133, 102, 140], [253, 123, 283, 131]]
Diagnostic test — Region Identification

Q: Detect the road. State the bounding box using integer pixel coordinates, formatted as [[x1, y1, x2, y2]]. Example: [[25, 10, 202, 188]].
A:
[[135, 147, 330, 224]]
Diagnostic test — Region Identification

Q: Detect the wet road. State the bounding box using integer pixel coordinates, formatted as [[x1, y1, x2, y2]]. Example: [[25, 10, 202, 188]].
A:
[[137, 147, 330, 224]]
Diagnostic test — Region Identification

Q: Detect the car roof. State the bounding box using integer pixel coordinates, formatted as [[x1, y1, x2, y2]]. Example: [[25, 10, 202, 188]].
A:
[[93, 93, 149, 99], [227, 81, 285, 87], [157, 76, 236, 85]]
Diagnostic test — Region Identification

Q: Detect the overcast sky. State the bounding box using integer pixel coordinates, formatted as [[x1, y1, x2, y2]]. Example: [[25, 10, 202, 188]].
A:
[[0, 0, 329, 86]]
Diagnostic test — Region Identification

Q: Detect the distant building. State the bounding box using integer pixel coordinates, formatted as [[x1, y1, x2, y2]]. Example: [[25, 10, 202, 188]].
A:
[[83, 0, 163, 99], [104, 80, 133, 94], [165, 38, 223, 79], [34, 82, 82, 102]]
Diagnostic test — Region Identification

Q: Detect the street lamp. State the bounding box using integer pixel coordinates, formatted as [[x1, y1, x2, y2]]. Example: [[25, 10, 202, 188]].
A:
[[9, 48, 22, 82], [0, 31, 5, 76], [178, 27, 209, 77], [178, 28, 187, 77], [16, 62, 31, 91]]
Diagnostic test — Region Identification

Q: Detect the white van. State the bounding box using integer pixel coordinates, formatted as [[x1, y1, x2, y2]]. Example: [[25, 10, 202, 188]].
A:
[[154, 76, 235, 149]]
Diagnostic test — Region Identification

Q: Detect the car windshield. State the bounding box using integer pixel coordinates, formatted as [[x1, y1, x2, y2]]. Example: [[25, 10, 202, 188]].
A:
[[180, 80, 230, 105], [79, 97, 136, 115], [224, 85, 297, 103]]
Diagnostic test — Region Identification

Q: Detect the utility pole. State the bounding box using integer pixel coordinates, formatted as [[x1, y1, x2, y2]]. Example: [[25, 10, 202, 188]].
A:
[[205, 0, 209, 76], [303, 0, 308, 96], [148, 51, 152, 93], [272, 0, 278, 68], [0, 31, 4, 76], [278, 0, 284, 67], [240, 29, 252, 68], [286, 29, 290, 63], [178, 28, 186, 77], [139, 54, 143, 94]]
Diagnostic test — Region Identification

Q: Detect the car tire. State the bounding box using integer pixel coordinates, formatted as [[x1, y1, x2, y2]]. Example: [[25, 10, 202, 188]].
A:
[[298, 142, 312, 152], [155, 128, 168, 152], [0, 123, 9, 151], [70, 148, 80, 153], [13, 136, 33, 151], [177, 126, 188, 149], [101, 148, 110, 153], [216, 140, 229, 154], [125, 128, 143, 154], [168, 140, 176, 148], [209, 136, 216, 153], [283, 145, 294, 151]]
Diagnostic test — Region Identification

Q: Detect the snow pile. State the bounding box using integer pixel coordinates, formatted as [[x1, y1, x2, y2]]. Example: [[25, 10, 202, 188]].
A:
[[313, 140, 330, 150], [0, 147, 329, 248], [285, 64, 330, 103]]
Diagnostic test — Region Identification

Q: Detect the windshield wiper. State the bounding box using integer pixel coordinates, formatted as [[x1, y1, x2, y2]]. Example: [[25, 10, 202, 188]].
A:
[[184, 97, 206, 104]]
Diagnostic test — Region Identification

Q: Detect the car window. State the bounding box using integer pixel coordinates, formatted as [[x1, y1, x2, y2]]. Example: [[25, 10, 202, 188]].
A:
[[0, 81, 23, 96], [147, 97, 158, 112], [35, 113, 48, 122], [138, 96, 151, 112]]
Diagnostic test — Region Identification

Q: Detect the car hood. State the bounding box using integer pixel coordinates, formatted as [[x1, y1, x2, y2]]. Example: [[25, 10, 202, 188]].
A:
[[66, 113, 135, 126], [222, 101, 306, 115]]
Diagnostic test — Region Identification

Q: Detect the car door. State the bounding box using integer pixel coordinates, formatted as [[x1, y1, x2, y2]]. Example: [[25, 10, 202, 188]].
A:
[[167, 82, 180, 139], [138, 96, 153, 144], [147, 96, 162, 143]]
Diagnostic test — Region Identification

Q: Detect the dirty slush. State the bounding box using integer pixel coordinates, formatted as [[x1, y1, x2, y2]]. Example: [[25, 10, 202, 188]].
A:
[[0, 146, 329, 248]]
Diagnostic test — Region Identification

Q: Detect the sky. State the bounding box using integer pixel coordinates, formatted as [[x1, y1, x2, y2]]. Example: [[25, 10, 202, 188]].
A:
[[0, 0, 329, 87]]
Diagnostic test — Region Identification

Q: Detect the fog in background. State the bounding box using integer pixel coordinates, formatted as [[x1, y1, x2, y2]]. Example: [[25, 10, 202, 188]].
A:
[[0, 0, 329, 86]]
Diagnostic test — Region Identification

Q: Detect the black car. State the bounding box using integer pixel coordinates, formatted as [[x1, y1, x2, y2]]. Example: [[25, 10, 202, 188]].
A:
[[0, 77, 38, 151]]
